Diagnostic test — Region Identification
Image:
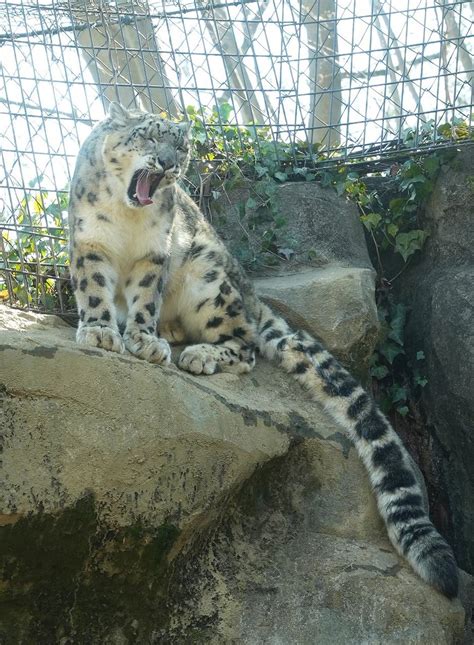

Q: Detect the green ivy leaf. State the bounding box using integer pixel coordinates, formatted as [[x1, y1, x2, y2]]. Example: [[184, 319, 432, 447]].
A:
[[395, 229, 429, 262], [360, 212, 382, 231], [397, 405, 409, 417], [217, 102, 233, 123], [274, 171, 288, 182], [416, 350, 425, 360], [292, 167, 307, 176], [245, 197, 258, 211], [379, 342, 405, 364], [255, 164, 269, 178], [390, 385, 408, 403], [193, 130, 206, 144], [389, 197, 406, 216], [28, 174, 44, 188], [388, 303, 406, 346], [370, 365, 389, 380], [437, 123, 452, 138], [319, 171, 333, 187], [414, 375, 428, 388], [274, 216, 287, 229], [387, 223, 399, 237], [423, 156, 440, 177], [400, 175, 426, 190]]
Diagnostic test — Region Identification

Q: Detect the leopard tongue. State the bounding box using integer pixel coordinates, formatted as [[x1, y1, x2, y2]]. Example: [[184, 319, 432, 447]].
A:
[[136, 172, 154, 206]]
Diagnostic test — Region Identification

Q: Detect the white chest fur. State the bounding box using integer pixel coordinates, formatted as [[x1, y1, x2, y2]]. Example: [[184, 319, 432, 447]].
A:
[[77, 202, 172, 274]]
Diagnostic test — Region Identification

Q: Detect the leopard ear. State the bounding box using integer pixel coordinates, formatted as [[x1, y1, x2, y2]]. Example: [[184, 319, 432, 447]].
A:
[[108, 102, 130, 126]]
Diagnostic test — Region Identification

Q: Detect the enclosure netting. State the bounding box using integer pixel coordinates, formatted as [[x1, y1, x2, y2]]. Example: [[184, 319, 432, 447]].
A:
[[0, 0, 473, 314]]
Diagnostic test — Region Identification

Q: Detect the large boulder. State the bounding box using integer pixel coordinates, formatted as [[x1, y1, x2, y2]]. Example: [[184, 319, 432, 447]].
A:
[[214, 181, 374, 270], [0, 306, 465, 643], [172, 443, 464, 644], [214, 181, 380, 373], [420, 149, 474, 266], [255, 266, 378, 377], [0, 307, 290, 527], [402, 145, 474, 574]]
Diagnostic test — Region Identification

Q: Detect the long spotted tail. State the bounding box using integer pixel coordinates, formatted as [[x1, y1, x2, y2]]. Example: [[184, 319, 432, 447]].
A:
[[255, 301, 458, 599]]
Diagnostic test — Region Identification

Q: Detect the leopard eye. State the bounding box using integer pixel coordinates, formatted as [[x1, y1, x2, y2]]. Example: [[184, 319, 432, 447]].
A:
[[177, 146, 189, 154]]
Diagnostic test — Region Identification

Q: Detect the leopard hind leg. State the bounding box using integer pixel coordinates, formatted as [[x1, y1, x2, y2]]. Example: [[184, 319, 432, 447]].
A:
[[175, 264, 256, 375]]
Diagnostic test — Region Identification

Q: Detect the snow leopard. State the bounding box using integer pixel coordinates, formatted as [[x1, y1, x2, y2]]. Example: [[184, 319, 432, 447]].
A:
[[68, 102, 458, 599]]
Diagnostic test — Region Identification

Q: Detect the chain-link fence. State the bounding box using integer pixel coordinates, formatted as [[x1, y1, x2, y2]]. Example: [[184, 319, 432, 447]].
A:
[[1, 0, 473, 315]]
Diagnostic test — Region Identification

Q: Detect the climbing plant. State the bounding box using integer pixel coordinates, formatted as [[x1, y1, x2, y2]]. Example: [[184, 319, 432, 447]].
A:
[[316, 140, 463, 416], [0, 181, 72, 312]]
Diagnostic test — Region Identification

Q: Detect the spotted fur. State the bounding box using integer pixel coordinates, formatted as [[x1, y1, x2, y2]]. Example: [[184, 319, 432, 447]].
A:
[[69, 103, 458, 599]]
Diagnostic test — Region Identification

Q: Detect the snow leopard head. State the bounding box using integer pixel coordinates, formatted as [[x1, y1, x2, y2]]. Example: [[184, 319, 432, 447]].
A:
[[102, 102, 191, 208]]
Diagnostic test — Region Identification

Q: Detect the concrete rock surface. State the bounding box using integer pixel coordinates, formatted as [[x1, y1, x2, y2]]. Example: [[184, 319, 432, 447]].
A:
[[0, 306, 465, 643]]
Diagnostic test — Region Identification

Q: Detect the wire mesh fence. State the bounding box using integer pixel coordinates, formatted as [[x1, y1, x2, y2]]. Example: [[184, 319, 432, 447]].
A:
[[0, 0, 473, 315]]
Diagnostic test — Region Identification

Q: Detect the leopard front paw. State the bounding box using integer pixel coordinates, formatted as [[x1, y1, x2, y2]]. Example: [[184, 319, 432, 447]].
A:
[[178, 345, 218, 375], [76, 324, 125, 354], [124, 330, 171, 365]]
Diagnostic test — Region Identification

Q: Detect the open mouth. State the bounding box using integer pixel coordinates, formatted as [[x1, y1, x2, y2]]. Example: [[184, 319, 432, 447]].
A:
[[127, 170, 165, 206]]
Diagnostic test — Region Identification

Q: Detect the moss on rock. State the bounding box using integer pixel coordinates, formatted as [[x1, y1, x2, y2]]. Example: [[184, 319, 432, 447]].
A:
[[0, 494, 180, 643]]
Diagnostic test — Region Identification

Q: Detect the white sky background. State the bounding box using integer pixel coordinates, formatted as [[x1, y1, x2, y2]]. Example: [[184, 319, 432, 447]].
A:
[[0, 0, 472, 222]]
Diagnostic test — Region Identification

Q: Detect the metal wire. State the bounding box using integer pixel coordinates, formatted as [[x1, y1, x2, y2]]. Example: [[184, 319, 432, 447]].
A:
[[0, 0, 473, 314]]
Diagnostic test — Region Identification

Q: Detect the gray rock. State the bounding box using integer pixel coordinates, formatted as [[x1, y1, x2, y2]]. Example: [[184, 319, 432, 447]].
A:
[[274, 182, 374, 269], [238, 535, 463, 645], [0, 306, 465, 642], [255, 266, 379, 375], [213, 181, 380, 374], [213, 181, 373, 271], [459, 569, 474, 645], [405, 267, 474, 573], [170, 441, 465, 645], [401, 146, 474, 577], [0, 306, 290, 527], [422, 146, 474, 266]]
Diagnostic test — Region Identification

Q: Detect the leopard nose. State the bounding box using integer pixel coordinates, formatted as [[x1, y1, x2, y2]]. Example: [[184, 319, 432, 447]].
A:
[[157, 157, 174, 171]]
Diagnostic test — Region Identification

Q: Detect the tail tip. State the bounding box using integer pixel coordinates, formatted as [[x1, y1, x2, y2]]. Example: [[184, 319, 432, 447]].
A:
[[425, 550, 459, 599]]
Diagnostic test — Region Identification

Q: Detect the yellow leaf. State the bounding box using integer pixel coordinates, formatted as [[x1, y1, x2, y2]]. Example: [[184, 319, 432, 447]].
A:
[[33, 194, 45, 214]]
